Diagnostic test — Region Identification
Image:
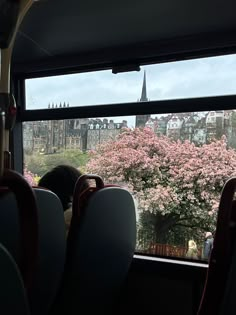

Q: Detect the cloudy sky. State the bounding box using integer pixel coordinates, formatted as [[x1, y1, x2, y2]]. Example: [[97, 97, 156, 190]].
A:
[[26, 53, 236, 127]]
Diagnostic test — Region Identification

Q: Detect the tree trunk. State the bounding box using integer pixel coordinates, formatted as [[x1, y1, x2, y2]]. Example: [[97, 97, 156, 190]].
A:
[[139, 211, 179, 245], [154, 213, 179, 243]]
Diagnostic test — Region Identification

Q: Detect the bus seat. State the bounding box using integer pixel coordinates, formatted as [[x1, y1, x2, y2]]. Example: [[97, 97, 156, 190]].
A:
[[216, 198, 236, 315], [28, 188, 67, 315], [219, 232, 236, 314], [0, 169, 38, 289], [0, 187, 66, 315], [0, 242, 30, 315], [0, 169, 38, 314], [53, 174, 136, 314], [198, 177, 236, 315]]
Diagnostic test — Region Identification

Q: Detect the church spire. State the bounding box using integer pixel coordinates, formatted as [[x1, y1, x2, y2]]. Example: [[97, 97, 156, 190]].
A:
[[135, 71, 150, 128], [140, 70, 148, 102]]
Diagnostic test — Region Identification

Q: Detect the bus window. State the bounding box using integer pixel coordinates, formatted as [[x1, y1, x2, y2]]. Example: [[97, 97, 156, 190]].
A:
[[22, 52, 236, 262], [22, 107, 236, 262], [25, 53, 236, 110]]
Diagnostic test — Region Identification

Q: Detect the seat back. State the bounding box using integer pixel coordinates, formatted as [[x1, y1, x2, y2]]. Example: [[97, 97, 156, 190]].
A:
[[198, 177, 236, 315], [0, 169, 38, 314], [54, 175, 136, 314], [28, 188, 66, 315], [0, 243, 30, 315], [0, 185, 66, 315], [218, 197, 236, 315], [219, 238, 236, 314], [0, 169, 38, 288]]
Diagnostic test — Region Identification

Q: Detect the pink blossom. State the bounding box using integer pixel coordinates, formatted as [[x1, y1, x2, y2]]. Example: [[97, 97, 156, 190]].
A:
[[23, 168, 37, 186], [87, 128, 236, 232]]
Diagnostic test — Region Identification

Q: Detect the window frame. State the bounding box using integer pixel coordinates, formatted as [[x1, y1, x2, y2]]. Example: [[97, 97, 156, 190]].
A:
[[12, 54, 236, 264]]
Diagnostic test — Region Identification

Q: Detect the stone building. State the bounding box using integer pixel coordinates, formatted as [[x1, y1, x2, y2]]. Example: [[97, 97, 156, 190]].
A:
[[166, 115, 183, 141], [23, 110, 127, 153], [23, 71, 149, 154], [23, 72, 236, 154], [87, 119, 128, 150]]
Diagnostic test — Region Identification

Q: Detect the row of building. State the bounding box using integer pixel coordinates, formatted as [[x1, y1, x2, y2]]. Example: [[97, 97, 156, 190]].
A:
[[23, 72, 236, 154], [144, 110, 236, 147], [23, 117, 128, 153]]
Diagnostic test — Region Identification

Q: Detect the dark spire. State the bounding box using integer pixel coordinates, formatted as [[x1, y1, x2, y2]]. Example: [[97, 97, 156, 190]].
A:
[[140, 70, 148, 102], [135, 70, 150, 127]]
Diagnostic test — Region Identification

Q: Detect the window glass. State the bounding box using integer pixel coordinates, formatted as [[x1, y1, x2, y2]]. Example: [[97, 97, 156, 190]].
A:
[[25, 54, 236, 110], [23, 108, 236, 261]]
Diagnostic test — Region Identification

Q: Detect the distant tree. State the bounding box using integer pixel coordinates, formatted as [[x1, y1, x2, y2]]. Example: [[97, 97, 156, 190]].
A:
[[25, 149, 89, 177], [87, 127, 236, 245]]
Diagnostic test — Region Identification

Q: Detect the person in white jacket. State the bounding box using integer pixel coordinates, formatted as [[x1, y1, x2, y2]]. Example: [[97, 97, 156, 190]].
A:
[[186, 240, 198, 259]]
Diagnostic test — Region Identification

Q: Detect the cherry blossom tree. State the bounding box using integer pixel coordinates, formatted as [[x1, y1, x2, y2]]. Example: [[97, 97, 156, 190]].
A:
[[87, 127, 236, 244], [23, 168, 37, 186]]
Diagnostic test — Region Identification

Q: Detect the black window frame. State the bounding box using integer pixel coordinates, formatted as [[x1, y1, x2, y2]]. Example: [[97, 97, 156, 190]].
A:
[[12, 51, 236, 264]]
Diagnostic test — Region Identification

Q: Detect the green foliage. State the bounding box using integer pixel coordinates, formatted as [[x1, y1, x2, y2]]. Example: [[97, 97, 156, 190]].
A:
[[24, 149, 89, 177]]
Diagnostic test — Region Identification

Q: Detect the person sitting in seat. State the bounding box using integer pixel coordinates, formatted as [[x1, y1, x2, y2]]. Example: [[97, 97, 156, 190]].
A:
[[38, 165, 89, 233]]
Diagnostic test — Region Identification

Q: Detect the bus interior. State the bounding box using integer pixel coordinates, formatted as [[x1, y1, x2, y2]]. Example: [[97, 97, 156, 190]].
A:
[[1, 0, 236, 314]]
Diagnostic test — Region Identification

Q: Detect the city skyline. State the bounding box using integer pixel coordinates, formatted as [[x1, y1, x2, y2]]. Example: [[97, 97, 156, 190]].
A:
[[26, 53, 236, 108], [25, 53, 236, 127]]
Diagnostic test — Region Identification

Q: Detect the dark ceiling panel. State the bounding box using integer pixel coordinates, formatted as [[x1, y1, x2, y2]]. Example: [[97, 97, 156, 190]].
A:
[[11, 0, 236, 75]]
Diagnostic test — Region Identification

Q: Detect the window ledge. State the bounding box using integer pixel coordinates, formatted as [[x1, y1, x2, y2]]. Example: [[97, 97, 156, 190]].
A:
[[134, 254, 208, 268]]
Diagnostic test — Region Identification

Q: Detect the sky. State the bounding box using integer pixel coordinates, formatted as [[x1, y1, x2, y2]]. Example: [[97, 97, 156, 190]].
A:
[[25, 53, 236, 127]]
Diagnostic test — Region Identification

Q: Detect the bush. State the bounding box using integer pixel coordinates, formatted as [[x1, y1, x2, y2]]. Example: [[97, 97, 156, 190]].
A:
[[24, 149, 89, 177]]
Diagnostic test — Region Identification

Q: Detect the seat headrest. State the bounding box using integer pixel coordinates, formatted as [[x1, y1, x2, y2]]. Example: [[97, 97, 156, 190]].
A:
[[0, 169, 38, 290], [71, 174, 120, 221]]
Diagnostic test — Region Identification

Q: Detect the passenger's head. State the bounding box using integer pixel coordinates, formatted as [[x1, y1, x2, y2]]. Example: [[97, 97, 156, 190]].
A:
[[38, 165, 88, 211]]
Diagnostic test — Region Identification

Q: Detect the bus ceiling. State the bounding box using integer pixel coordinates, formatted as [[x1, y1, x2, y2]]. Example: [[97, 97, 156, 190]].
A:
[[9, 0, 236, 77]]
